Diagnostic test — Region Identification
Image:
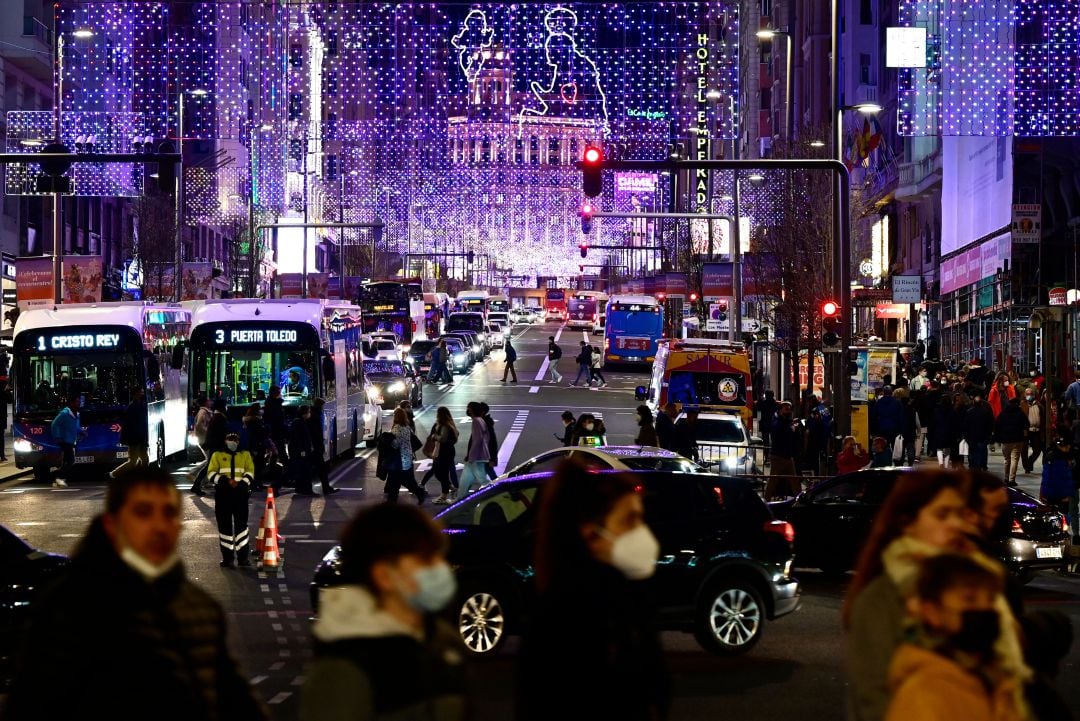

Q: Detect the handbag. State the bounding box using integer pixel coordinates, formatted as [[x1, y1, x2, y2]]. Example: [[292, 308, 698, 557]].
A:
[[410, 432, 423, 453], [958, 439, 970, 456], [423, 430, 440, 459]]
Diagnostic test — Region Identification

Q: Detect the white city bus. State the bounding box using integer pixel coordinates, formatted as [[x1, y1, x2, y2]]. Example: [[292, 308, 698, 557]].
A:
[[181, 299, 382, 459], [12, 302, 191, 479]]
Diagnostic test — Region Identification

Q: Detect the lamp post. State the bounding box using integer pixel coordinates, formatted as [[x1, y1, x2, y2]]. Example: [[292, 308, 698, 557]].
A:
[[756, 29, 794, 142], [174, 87, 208, 301]]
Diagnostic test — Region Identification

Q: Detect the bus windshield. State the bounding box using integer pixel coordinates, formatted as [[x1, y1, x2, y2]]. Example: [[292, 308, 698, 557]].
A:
[[193, 349, 318, 407], [608, 305, 662, 341], [16, 351, 141, 415]]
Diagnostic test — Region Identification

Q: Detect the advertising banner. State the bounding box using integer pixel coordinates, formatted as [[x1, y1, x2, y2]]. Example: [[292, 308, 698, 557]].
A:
[[661, 272, 688, 298], [62, 255, 103, 305], [181, 262, 213, 301], [1011, 204, 1041, 243], [307, 273, 330, 299], [16, 257, 53, 309], [327, 276, 342, 299], [866, 348, 895, 398], [278, 273, 303, 299], [850, 348, 870, 402], [142, 266, 176, 301], [702, 263, 734, 300]]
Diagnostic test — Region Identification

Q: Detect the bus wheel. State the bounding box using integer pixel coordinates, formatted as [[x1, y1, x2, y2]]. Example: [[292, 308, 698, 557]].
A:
[[156, 428, 166, 466]]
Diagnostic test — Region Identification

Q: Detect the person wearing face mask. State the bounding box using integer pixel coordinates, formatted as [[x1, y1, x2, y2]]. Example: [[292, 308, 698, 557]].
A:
[[516, 463, 669, 721], [1021, 389, 1043, 474], [208, 432, 256, 567], [4, 468, 269, 721], [843, 469, 1031, 721], [634, 405, 658, 446], [884, 554, 1022, 721], [300, 504, 469, 721]]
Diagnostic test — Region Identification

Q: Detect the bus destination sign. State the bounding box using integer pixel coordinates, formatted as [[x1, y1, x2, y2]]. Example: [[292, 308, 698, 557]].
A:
[[36, 333, 121, 351], [214, 328, 299, 345]]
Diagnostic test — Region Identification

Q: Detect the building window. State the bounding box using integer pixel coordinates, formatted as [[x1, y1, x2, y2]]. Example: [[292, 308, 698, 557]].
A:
[[860, 54, 872, 85], [569, 138, 578, 159], [325, 155, 338, 180], [481, 137, 491, 163], [326, 71, 338, 97], [515, 138, 524, 164], [326, 112, 337, 139], [548, 137, 560, 165], [288, 93, 302, 121], [529, 136, 539, 166], [326, 30, 338, 56], [289, 44, 303, 68]]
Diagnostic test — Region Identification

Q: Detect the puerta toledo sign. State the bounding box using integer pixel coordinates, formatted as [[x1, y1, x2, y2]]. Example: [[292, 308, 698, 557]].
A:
[[213, 328, 299, 345]]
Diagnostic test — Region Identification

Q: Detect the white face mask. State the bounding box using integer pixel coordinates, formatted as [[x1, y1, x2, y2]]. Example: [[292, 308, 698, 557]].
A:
[[600, 524, 660, 580], [226, 441, 239, 452], [120, 546, 181, 582], [583, 423, 595, 432]]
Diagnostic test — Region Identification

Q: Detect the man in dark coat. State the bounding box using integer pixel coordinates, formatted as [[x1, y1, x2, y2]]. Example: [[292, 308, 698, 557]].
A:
[[964, 392, 996, 470], [995, 396, 1028, 486], [4, 468, 268, 721], [766, 402, 799, 500], [871, 386, 903, 446], [655, 402, 678, 451], [263, 386, 288, 463], [306, 398, 336, 495], [113, 387, 150, 477], [288, 404, 315, 495], [756, 390, 778, 446]]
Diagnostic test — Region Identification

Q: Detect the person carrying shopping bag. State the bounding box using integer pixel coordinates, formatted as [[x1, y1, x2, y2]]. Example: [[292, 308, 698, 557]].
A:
[[457, 402, 490, 496]]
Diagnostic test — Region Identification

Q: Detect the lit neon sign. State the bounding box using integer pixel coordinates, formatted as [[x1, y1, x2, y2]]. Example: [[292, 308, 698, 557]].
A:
[[213, 329, 299, 345], [36, 333, 121, 351]]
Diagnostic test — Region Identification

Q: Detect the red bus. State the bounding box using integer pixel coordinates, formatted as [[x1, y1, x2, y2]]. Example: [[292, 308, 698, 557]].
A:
[[544, 289, 567, 322]]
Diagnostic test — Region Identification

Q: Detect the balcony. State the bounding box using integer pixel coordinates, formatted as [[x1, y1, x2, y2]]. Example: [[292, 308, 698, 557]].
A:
[[4, 17, 53, 81], [896, 149, 943, 200]]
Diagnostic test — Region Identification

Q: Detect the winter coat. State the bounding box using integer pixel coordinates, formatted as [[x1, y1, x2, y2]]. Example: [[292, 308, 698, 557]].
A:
[[3, 518, 267, 721], [50, 407, 79, 445], [483, 414, 499, 461], [930, 403, 955, 450], [119, 398, 149, 447], [872, 396, 904, 438], [635, 421, 659, 447], [390, 423, 415, 471], [194, 406, 213, 445], [576, 346, 591, 365], [516, 560, 670, 721], [504, 342, 518, 363], [655, 412, 677, 451], [466, 417, 490, 463], [1040, 449, 1076, 502], [988, 383, 1016, 418], [301, 585, 469, 721], [590, 349, 602, 369], [206, 411, 229, 453], [994, 404, 1028, 444], [547, 342, 562, 360], [770, 416, 796, 459], [208, 449, 256, 487], [836, 446, 870, 475], [847, 574, 907, 721], [900, 401, 917, 442], [963, 402, 996, 445], [884, 644, 1022, 721], [263, 398, 285, 438], [287, 416, 313, 459], [308, 412, 326, 458]]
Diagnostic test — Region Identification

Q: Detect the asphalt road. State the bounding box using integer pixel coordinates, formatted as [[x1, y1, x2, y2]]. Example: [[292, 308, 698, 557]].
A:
[[2, 319, 1078, 720]]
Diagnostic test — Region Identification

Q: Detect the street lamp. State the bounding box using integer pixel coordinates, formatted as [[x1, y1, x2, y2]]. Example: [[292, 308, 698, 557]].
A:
[[756, 28, 793, 142], [809, 139, 826, 148]]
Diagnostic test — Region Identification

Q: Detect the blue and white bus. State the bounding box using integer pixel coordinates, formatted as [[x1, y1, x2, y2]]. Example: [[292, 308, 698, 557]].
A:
[[12, 302, 191, 479], [184, 299, 383, 458], [604, 294, 665, 367]]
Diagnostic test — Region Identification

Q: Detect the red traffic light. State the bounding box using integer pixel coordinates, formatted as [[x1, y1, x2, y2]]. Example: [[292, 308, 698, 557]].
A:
[[821, 300, 840, 317], [583, 146, 602, 164], [657, 292, 666, 301], [689, 292, 698, 302], [580, 202, 594, 216]]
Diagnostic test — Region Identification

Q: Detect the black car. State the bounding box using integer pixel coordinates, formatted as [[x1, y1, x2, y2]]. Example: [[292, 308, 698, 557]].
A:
[[1, 525, 68, 686], [407, 340, 438, 374], [362, 359, 422, 409], [312, 470, 800, 656], [769, 467, 1070, 579]]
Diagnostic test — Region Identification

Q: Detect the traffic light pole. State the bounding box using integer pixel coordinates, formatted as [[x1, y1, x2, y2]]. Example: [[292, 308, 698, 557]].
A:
[[578, 157, 852, 435]]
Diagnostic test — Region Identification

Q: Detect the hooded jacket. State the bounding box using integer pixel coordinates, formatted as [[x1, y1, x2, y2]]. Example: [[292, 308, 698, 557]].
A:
[[885, 643, 1022, 721], [300, 585, 468, 721]]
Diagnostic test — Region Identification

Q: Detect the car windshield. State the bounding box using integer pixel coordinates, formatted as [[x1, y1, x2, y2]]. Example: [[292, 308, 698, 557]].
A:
[[364, 360, 405, 376], [695, 418, 747, 444], [619, 456, 703, 473]]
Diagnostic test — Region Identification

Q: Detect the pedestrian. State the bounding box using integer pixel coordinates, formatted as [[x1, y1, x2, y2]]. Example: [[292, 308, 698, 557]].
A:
[[428, 406, 459, 504], [883, 554, 1023, 721], [501, 337, 519, 383], [930, 393, 956, 467], [385, 406, 426, 505], [757, 390, 778, 446], [480, 402, 500, 480], [300, 504, 468, 721], [634, 405, 658, 446], [439, 340, 455, 385], [587, 346, 607, 388], [765, 402, 799, 500], [572, 413, 606, 446], [288, 405, 316, 495], [843, 469, 1030, 721], [308, 398, 338, 495], [48, 395, 80, 488], [208, 432, 255, 568], [113, 387, 149, 477], [988, 373, 1016, 419], [570, 341, 592, 386], [1021, 387, 1043, 474], [869, 437, 893, 468], [655, 402, 678, 451], [557, 410, 576, 446], [995, 397, 1027, 487], [963, 392, 995, 471], [909, 366, 929, 392], [458, 402, 490, 496], [1040, 438, 1077, 539], [4, 467, 269, 721], [191, 394, 213, 495], [516, 462, 670, 721], [242, 403, 268, 489], [263, 386, 288, 464], [547, 335, 563, 383], [673, 408, 699, 461], [872, 386, 903, 448], [895, 388, 917, 465], [835, 436, 870, 474], [0, 379, 11, 461]]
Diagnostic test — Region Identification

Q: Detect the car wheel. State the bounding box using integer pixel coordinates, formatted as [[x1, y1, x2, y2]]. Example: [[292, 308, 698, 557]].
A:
[[457, 589, 509, 655], [694, 579, 765, 656]]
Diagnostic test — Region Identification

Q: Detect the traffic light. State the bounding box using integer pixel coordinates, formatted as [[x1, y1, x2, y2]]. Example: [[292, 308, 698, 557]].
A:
[[716, 298, 729, 321], [579, 201, 594, 235], [821, 300, 841, 349], [155, 140, 178, 194], [581, 145, 602, 197], [579, 241, 588, 258]]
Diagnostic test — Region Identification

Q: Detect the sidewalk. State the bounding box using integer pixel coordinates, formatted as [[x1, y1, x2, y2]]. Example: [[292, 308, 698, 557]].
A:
[[0, 434, 30, 485]]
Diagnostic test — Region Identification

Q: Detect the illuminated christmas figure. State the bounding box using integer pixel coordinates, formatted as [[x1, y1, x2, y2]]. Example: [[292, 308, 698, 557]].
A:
[[451, 9, 495, 83]]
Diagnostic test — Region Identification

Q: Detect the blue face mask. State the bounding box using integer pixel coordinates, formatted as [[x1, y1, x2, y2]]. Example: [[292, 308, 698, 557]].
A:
[[400, 562, 457, 613]]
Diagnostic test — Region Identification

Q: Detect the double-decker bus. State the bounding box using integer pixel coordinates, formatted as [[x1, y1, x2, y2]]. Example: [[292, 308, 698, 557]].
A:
[[544, 288, 567, 321], [604, 295, 664, 367], [358, 280, 427, 347], [183, 299, 382, 458], [12, 302, 191, 479], [456, 290, 488, 317], [641, 338, 754, 427], [567, 291, 609, 333]]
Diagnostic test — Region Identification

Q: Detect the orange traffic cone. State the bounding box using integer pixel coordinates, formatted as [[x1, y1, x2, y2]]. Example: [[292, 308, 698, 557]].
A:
[[254, 487, 273, 554], [258, 489, 282, 570]]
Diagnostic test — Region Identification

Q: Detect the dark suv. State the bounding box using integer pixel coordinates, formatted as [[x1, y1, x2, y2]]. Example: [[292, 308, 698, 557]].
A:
[[312, 470, 800, 656]]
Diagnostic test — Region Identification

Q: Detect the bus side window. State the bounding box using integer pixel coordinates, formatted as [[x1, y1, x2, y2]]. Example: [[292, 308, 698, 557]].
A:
[[322, 355, 336, 402]]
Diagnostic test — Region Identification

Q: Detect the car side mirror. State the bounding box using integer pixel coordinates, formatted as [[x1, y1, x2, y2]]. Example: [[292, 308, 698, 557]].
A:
[[169, 342, 186, 370], [635, 385, 647, 401]]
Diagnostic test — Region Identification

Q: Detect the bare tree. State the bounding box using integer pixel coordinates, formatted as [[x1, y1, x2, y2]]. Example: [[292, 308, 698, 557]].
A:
[[126, 193, 177, 301]]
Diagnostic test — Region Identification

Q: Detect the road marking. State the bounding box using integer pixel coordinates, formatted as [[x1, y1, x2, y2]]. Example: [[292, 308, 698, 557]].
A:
[[494, 410, 529, 475], [529, 386, 540, 394], [267, 692, 292, 705], [250, 675, 268, 685]]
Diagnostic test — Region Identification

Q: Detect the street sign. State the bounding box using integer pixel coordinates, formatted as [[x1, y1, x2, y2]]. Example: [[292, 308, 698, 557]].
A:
[[891, 275, 921, 303], [1012, 204, 1041, 243]]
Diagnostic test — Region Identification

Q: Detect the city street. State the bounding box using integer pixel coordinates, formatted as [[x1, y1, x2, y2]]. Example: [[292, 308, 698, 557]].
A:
[[2, 320, 1079, 720]]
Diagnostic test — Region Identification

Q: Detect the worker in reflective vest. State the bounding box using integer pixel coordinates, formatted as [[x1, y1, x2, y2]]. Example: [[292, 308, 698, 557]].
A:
[[208, 433, 256, 568]]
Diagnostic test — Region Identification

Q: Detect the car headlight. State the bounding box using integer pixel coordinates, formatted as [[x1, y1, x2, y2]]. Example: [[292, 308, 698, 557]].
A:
[[401, 344, 411, 354], [14, 438, 40, 453], [477, 333, 486, 341], [455, 352, 466, 361], [473, 345, 481, 353], [388, 381, 406, 393]]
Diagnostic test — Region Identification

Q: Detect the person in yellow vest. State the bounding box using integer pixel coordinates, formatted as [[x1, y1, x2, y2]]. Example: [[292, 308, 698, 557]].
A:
[[209, 432, 256, 568]]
